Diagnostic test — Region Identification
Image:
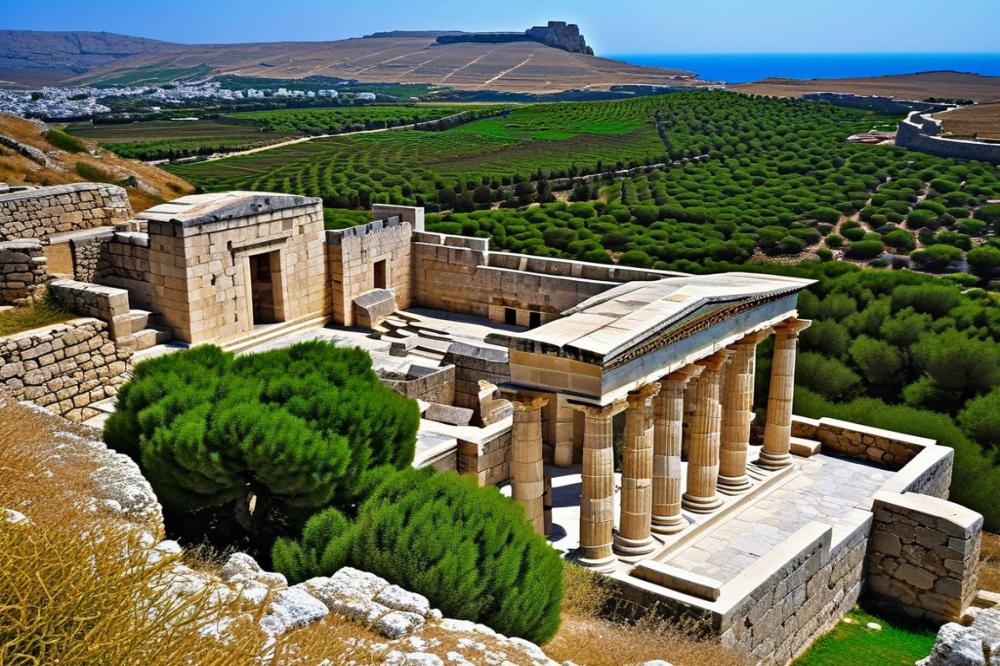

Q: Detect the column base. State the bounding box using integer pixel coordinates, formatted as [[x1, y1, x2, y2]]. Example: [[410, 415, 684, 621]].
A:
[[717, 474, 753, 495], [682, 492, 724, 514], [756, 451, 793, 470], [613, 533, 657, 557], [651, 514, 688, 535], [575, 551, 617, 572]]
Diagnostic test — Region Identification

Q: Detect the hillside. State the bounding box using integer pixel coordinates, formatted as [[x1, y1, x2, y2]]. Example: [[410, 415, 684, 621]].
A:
[[0, 112, 193, 211], [0, 30, 169, 87], [0, 28, 697, 94], [732, 71, 1000, 103]]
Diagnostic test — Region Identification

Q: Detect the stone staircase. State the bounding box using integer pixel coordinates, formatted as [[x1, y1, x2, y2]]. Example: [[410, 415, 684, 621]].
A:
[[369, 312, 452, 363], [219, 314, 331, 355]]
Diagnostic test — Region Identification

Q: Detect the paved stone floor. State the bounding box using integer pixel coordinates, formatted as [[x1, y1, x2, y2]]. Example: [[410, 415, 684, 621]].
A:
[[660, 453, 892, 582], [515, 451, 895, 580]]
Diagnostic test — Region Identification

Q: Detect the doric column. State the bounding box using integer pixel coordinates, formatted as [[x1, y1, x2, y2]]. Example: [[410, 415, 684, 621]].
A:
[[682, 350, 734, 513], [718, 329, 772, 494], [573, 401, 619, 569], [510, 395, 549, 534], [651, 365, 704, 534], [614, 383, 660, 557], [759, 319, 812, 470]]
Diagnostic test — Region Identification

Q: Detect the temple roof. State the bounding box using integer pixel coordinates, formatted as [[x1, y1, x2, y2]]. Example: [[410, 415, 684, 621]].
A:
[[500, 272, 814, 366], [136, 191, 320, 228]]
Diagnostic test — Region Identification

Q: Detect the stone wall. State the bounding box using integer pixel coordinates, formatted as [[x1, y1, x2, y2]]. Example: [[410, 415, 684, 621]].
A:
[[896, 112, 1000, 165], [458, 428, 513, 485], [412, 232, 668, 326], [0, 183, 133, 242], [100, 231, 155, 307], [327, 217, 412, 326], [0, 317, 132, 421], [0, 239, 48, 305], [792, 416, 931, 468], [867, 491, 983, 623], [68, 228, 114, 282]]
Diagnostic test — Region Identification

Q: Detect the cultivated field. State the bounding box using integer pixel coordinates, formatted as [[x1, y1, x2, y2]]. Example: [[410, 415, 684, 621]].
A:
[[733, 71, 1000, 103], [934, 102, 1000, 140], [75, 37, 698, 93]]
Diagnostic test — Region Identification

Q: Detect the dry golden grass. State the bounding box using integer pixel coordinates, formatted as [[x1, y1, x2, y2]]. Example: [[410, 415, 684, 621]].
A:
[[935, 103, 1000, 140], [979, 531, 1000, 593], [545, 564, 750, 666], [0, 112, 194, 213], [732, 71, 1000, 103]]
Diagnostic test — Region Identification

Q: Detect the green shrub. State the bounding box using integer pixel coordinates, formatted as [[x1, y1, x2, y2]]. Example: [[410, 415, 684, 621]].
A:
[[275, 468, 564, 643], [912, 330, 1000, 398], [104, 342, 419, 550], [74, 161, 117, 183], [849, 336, 903, 391], [958, 388, 1000, 451], [911, 244, 962, 272], [44, 128, 86, 153], [844, 239, 883, 260], [890, 284, 959, 318], [795, 352, 860, 400]]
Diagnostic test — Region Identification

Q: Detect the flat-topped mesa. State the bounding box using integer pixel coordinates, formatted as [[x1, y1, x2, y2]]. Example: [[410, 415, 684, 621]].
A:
[[435, 21, 594, 55]]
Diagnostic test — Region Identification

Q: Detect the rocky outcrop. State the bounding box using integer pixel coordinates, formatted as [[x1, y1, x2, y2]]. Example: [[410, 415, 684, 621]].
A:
[[436, 21, 594, 55], [0, 134, 49, 167], [526, 22, 593, 55], [918, 607, 1000, 666]]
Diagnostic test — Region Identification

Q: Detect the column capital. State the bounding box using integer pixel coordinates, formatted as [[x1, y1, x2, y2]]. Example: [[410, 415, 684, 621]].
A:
[[627, 382, 661, 405], [695, 348, 735, 373], [664, 363, 705, 384], [569, 400, 620, 419], [737, 327, 774, 346], [509, 395, 549, 411], [775, 318, 812, 337]]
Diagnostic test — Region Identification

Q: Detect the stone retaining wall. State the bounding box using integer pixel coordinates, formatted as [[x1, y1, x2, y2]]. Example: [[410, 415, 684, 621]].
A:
[[0, 317, 133, 421], [896, 112, 1000, 165], [791, 416, 930, 467], [458, 428, 513, 485], [867, 491, 982, 623], [0, 239, 48, 305], [442, 342, 510, 412], [0, 183, 133, 242], [68, 228, 114, 282]]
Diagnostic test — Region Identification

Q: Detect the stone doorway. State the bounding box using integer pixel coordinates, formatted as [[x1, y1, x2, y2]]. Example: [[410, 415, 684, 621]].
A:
[[249, 251, 281, 325], [373, 258, 387, 290]]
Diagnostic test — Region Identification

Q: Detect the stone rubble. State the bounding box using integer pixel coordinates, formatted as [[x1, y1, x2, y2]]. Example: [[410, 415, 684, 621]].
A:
[[918, 607, 1000, 666]]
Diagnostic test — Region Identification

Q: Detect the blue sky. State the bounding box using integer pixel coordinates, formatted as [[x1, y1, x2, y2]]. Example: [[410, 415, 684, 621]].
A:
[[6, 0, 999, 54]]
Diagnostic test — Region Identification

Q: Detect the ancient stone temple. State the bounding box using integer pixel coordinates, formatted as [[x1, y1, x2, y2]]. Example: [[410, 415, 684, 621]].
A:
[[0, 184, 987, 665]]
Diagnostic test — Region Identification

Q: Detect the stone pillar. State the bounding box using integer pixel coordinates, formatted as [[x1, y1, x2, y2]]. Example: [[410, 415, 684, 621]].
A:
[[615, 383, 660, 557], [759, 319, 812, 470], [682, 350, 734, 513], [651, 365, 704, 534], [574, 402, 618, 569], [510, 395, 549, 534], [718, 329, 772, 494], [549, 395, 575, 468]]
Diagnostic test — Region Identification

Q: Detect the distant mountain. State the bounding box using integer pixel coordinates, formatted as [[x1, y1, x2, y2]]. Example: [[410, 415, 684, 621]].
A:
[[0, 30, 170, 83], [0, 26, 698, 93]]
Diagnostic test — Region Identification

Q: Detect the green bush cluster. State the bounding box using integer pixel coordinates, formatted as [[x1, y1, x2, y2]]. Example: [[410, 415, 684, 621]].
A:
[[273, 468, 563, 643], [104, 341, 419, 550], [44, 128, 86, 153]]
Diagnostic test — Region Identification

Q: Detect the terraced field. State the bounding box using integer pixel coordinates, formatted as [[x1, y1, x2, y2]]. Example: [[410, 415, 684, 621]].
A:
[[169, 95, 689, 208], [227, 105, 496, 134]]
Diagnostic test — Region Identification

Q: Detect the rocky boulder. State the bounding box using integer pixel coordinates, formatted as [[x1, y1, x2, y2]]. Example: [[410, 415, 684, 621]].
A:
[[918, 607, 1000, 666]]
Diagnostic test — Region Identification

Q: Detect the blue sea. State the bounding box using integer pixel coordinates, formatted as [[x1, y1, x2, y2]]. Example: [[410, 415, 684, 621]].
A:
[[606, 53, 1000, 84]]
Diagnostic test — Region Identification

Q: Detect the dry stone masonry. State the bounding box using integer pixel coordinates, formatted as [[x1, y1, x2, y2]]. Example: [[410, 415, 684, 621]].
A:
[[0, 183, 132, 241], [867, 491, 983, 623], [919, 607, 1000, 666], [0, 317, 132, 421], [0, 239, 48, 304]]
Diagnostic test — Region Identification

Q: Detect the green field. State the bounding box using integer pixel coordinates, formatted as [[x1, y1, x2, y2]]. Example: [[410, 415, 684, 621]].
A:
[[225, 104, 497, 134], [794, 607, 936, 666], [168, 95, 690, 208]]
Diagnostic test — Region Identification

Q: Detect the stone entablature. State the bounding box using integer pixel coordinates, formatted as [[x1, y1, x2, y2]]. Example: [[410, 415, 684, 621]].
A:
[[0, 183, 132, 242], [0, 317, 132, 421], [867, 491, 982, 623], [0, 239, 48, 305]]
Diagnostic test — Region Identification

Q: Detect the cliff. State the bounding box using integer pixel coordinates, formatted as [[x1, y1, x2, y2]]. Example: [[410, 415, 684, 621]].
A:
[[436, 21, 594, 55]]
